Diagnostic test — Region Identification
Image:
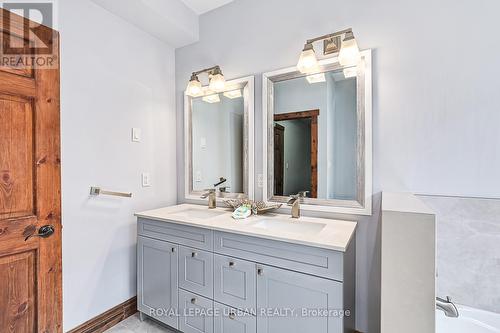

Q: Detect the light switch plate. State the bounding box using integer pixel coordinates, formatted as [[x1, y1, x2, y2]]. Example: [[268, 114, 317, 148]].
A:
[[141, 172, 151, 187], [195, 171, 202, 182], [132, 128, 141, 142], [200, 137, 207, 149]]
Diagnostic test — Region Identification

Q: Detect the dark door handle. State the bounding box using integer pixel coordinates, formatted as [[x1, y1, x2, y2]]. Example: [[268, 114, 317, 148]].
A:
[[25, 225, 55, 241]]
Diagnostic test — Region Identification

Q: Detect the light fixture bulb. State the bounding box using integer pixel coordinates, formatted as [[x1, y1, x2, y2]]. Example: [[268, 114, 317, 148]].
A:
[[297, 43, 320, 74], [208, 67, 226, 92], [338, 32, 361, 66], [186, 74, 203, 97]]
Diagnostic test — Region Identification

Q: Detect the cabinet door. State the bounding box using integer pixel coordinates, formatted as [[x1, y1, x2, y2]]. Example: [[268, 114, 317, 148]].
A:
[[179, 246, 214, 298], [214, 302, 256, 333], [214, 254, 256, 312], [179, 289, 214, 333], [137, 236, 178, 329], [256, 265, 343, 333]]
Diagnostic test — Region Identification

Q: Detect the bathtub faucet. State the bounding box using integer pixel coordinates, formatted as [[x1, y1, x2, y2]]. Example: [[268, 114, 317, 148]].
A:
[[436, 296, 459, 318]]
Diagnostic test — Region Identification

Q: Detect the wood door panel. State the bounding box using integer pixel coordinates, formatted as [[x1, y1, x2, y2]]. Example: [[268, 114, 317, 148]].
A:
[[0, 250, 37, 333], [0, 94, 35, 220], [0, 7, 62, 333], [0, 31, 35, 78]]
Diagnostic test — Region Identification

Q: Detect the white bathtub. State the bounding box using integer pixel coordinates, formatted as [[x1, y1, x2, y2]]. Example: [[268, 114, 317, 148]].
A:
[[437, 305, 500, 333]]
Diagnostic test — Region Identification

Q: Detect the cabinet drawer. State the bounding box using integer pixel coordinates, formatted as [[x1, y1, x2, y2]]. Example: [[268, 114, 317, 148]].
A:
[[214, 231, 344, 281], [214, 302, 256, 333], [179, 289, 214, 333], [138, 218, 213, 251], [179, 246, 214, 299], [214, 254, 256, 312]]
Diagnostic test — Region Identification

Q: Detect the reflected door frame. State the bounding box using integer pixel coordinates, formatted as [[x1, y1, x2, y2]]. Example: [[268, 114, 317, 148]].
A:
[[273, 109, 319, 198]]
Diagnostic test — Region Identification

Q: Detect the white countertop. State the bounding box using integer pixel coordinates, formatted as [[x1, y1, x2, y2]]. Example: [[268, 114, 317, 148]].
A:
[[135, 204, 357, 252]]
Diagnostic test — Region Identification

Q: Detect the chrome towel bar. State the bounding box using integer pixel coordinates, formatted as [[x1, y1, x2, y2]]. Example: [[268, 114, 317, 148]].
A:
[[90, 186, 132, 198]]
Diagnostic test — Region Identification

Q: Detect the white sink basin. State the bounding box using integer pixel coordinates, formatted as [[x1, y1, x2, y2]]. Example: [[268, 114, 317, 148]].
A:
[[250, 218, 326, 235], [170, 208, 225, 219]]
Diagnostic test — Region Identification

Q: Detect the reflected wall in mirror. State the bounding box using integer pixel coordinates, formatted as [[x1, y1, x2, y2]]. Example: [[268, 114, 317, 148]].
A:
[[263, 50, 372, 215], [184, 76, 254, 201]]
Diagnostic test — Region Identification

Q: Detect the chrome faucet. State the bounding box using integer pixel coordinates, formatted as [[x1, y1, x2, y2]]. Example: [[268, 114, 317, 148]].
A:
[[436, 296, 459, 318], [287, 191, 309, 218], [201, 189, 216, 209]]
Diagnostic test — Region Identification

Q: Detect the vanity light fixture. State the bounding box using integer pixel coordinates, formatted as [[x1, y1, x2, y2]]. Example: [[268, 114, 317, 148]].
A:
[[306, 73, 326, 84], [202, 93, 221, 103], [297, 43, 320, 74], [186, 65, 226, 97], [223, 89, 242, 99], [186, 73, 203, 97], [297, 28, 361, 74]]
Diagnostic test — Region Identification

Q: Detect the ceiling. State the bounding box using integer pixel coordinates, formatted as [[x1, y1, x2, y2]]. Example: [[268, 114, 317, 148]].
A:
[[180, 0, 234, 15], [90, 0, 234, 48]]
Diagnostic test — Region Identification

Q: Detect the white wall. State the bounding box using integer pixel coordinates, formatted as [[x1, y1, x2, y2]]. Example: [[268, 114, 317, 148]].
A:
[[175, 0, 500, 331], [59, 0, 177, 330]]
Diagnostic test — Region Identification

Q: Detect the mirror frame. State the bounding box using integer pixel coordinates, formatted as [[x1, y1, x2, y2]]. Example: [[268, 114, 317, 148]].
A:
[[262, 50, 372, 215], [184, 75, 255, 202]]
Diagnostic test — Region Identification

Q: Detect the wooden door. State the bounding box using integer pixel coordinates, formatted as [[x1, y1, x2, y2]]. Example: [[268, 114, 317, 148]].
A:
[[274, 110, 319, 198], [273, 124, 284, 196], [0, 8, 61, 333]]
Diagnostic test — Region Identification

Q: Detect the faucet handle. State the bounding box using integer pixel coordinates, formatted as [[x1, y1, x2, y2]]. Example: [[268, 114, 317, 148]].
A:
[[298, 191, 309, 198], [200, 188, 216, 199]]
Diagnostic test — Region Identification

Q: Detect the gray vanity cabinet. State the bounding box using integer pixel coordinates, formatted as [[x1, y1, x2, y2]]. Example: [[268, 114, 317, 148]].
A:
[[179, 289, 214, 333], [214, 254, 256, 312], [137, 236, 179, 329], [256, 264, 343, 333], [179, 246, 214, 299], [137, 218, 355, 333], [214, 302, 257, 333]]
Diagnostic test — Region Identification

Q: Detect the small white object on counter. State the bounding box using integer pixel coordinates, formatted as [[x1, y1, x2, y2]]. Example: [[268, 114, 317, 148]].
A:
[[135, 203, 357, 252], [232, 205, 252, 219]]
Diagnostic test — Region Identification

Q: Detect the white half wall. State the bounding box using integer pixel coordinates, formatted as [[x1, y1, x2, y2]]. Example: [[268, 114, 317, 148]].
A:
[[59, 0, 177, 330]]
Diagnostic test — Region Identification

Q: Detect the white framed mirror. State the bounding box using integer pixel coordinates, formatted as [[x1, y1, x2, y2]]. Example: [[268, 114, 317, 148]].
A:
[[184, 76, 254, 202], [262, 50, 372, 215]]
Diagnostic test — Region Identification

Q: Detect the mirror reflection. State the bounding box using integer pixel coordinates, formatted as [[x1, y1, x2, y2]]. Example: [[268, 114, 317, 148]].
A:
[[191, 90, 244, 194], [273, 69, 357, 200]]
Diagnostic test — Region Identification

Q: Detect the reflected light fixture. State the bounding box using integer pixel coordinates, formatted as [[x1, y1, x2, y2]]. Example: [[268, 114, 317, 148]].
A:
[[297, 28, 361, 74], [343, 67, 357, 78], [306, 73, 326, 84], [223, 89, 242, 99], [202, 93, 220, 103], [186, 65, 226, 97]]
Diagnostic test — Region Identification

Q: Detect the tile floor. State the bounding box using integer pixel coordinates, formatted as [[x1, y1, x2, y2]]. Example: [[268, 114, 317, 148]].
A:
[[104, 314, 175, 333]]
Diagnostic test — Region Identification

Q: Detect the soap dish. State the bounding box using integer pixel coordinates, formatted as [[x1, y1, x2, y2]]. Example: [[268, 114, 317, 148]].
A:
[[223, 198, 253, 209], [252, 201, 282, 215]]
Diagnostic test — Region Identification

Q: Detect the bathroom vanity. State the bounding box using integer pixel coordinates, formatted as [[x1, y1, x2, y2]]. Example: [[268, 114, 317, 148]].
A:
[[135, 204, 356, 333]]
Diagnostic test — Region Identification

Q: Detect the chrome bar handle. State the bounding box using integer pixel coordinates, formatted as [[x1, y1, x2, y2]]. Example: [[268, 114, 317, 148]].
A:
[[90, 186, 132, 198]]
